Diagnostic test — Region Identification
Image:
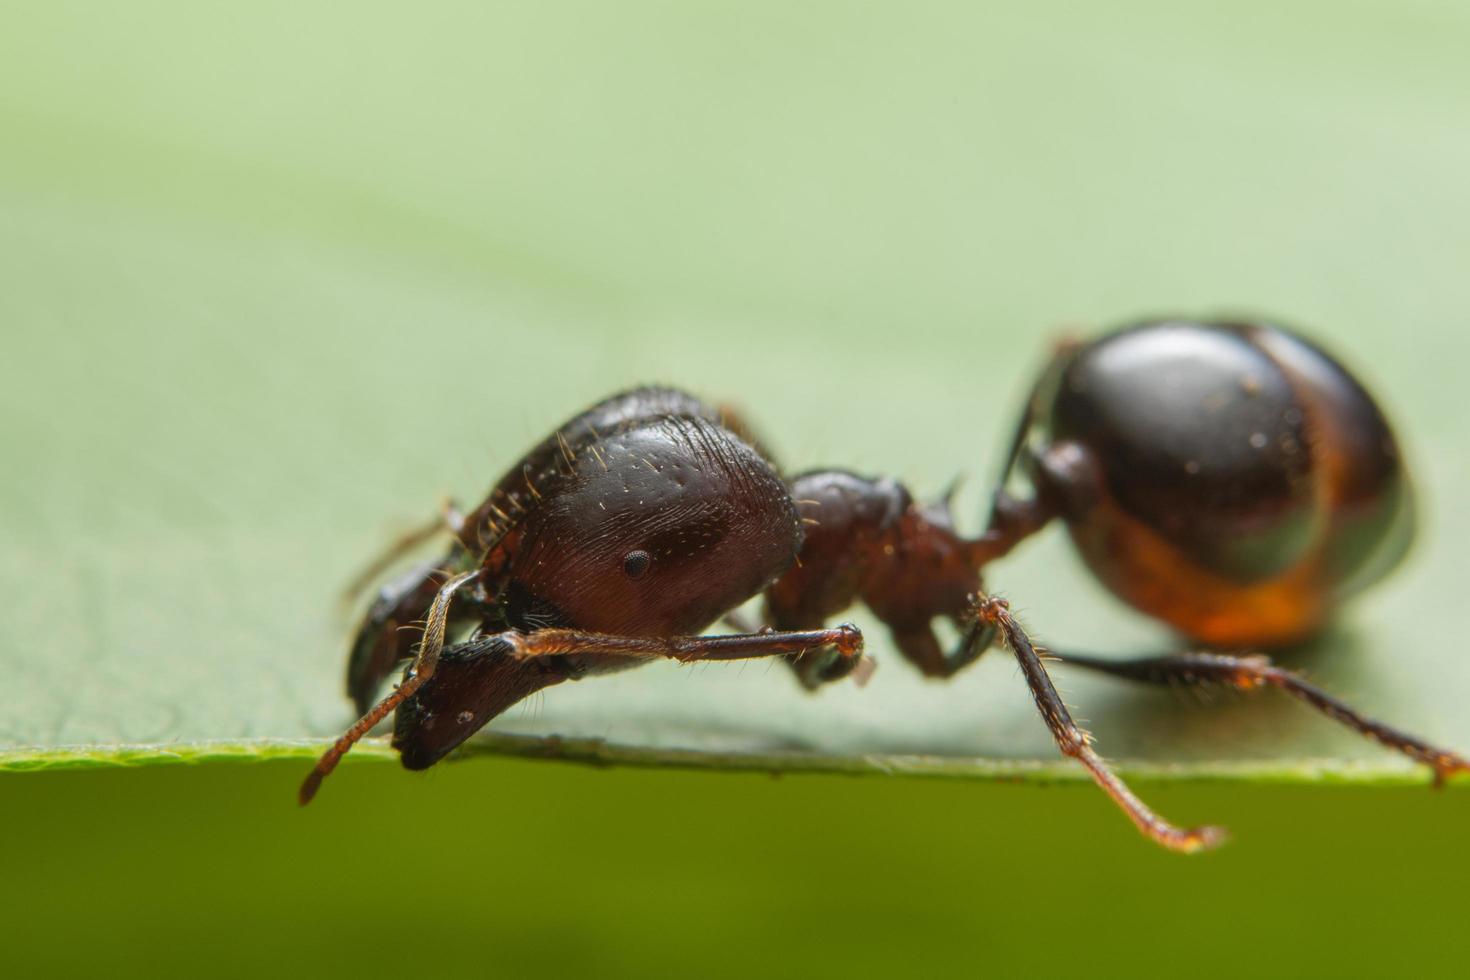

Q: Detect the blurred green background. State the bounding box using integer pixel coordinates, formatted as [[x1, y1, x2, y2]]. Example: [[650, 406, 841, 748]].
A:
[[3, 1, 1469, 975]]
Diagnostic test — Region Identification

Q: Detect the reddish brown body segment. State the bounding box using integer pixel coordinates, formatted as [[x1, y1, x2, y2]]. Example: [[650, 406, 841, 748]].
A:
[[766, 472, 989, 686]]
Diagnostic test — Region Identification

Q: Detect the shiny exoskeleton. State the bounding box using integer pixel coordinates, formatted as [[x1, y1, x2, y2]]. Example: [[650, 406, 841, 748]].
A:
[[1033, 320, 1415, 648], [303, 318, 1466, 853], [769, 320, 1420, 680], [302, 389, 865, 801]]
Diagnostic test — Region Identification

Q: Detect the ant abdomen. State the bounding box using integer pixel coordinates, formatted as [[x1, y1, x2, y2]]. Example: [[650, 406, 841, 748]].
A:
[[1033, 320, 1415, 646]]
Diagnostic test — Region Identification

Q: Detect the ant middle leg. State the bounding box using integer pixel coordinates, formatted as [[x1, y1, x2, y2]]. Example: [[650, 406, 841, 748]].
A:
[[968, 595, 1226, 853], [1050, 650, 1470, 786], [888, 621, 996, 680]]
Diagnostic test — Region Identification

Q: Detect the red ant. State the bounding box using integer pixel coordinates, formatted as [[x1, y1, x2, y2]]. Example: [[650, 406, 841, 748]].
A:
[[302, 318, 1467, 852]]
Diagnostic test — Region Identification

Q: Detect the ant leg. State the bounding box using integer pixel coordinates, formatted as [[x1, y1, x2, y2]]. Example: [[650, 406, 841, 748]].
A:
[[346, 553, 451, 714], [769, 622, 871, 691], [988, 335, 1082, 495], [713, 402, 778, 465], [889, 621, 996, 679], [339, 498, 465, 610], [500, 623, 869, 676], [718, 611, 868, 687], [390, 635, 573, 770], [784, 648, 871, 690], [970, 342, 1081, 565], [344, 547, 496, 714], [393, 625, 871, 770], [1052, 650, 1470, 786], [970, 595, 1227, 853], [302, 568, 480, 805]]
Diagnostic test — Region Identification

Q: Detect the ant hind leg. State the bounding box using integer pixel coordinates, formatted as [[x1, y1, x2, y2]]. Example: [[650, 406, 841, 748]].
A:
[[1052, 650, 1470, 786]]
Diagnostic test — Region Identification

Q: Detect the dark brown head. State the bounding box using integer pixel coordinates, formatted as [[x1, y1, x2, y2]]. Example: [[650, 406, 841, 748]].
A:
[[387, 389, 803, 770], [391, 636, 562, 771], [503, 411, 803, 637]]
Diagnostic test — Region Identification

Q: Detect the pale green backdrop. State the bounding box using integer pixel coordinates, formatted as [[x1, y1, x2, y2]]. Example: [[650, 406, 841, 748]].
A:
[[2, 2, 1468, 976]]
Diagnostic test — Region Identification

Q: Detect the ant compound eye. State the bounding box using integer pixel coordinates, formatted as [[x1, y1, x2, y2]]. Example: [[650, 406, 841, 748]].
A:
[[622, 549, 652, 580]]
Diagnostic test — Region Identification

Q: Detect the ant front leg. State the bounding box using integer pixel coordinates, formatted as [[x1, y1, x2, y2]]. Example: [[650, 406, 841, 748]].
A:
[[303, 568, 482, 804], [783, 637, 874, 691], [389, 624, 872, 770], [342, 500, 476, 713], [309, 621, 870, 797], [497, 621, 874, 731], [391, 635, 573, 770], [968, 595, 1226, 853], [720, 611, 872, 687], [344, 547, 496, 714], [391, 625, 864, 769], [426, 625, 870, 769], [1050, 650, 1470, 787], [499, 623, 868, 675], [346, 554, 453, 714]]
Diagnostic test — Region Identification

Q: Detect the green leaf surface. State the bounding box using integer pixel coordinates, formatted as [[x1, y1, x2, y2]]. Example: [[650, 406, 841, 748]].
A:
[[4, 0, 1470, 784], [8, 759, 1468, 979]]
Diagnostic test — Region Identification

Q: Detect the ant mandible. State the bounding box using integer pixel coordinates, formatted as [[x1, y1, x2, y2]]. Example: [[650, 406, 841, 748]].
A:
[[302, 318, 1468, 852]]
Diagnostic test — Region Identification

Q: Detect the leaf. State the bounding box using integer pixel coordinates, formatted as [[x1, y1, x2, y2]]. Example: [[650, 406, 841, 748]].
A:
[[3, 0, 1469, 788]]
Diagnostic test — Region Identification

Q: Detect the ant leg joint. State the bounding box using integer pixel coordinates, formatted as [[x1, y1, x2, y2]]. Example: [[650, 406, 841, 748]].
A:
[[832, 622, 864, 658]]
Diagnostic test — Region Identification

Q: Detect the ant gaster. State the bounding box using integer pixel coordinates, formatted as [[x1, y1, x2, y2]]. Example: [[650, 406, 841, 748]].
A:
[[303, 319, 1468, 853]]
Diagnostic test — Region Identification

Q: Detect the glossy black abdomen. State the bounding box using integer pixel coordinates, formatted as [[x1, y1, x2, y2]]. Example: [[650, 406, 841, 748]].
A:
[[1039, 319, 1414, 644], [1049, 321, 1317, 581]]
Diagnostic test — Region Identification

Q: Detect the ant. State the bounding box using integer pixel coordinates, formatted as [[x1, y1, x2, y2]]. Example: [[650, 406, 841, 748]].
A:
[[302, 318, 1468, 852]]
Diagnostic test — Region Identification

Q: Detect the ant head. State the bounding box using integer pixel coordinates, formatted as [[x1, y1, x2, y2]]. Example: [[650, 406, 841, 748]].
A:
[[392, 636, 557, 770], [508, 416, 801, 636]]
